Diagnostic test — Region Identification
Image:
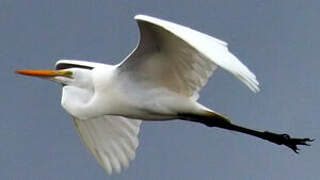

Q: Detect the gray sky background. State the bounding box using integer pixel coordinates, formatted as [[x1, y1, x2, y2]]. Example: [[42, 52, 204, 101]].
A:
[[1, 0, 319, 179]]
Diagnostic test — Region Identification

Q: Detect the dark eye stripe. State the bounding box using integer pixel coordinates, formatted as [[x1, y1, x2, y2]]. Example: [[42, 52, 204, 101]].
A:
[[55, 63, 94, 70]]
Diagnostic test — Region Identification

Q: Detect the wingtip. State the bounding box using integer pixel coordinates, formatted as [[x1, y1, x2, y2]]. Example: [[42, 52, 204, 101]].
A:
[[252, 86, 260, 93], [250, 79, 260, 93], [250, 82, 260, 93], [236, 72, 260, 93], [247, 83, 260, 93]]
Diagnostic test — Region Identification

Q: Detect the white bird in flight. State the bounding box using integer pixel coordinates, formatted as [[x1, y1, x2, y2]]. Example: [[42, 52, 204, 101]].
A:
[[16, 15, 312, 174]]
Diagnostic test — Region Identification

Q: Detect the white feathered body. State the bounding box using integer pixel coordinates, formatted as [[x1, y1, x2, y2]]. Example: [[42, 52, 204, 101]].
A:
[[55, 14, 259, 174], [62, 64, 206, 120]]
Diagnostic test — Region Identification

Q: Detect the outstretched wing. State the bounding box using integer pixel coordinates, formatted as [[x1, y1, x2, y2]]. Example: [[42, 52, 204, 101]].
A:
[[72, 115, 142, 174], [118, 15, 259, 99]]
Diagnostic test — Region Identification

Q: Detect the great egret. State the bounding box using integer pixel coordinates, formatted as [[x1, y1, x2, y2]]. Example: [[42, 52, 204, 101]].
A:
[[16, 15, 312, 174]]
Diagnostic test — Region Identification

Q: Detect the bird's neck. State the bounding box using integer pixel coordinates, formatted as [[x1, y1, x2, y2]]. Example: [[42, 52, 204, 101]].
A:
[[61, 86, 93, 119]]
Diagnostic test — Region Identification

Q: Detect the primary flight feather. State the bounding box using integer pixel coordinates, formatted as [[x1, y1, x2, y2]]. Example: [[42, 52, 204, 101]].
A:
[[16, 15, 312, 175]]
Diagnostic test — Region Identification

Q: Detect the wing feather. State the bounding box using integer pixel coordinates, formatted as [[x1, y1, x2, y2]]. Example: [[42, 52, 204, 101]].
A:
[[72, 116, 141, 174], [118, 15, 259, 100]]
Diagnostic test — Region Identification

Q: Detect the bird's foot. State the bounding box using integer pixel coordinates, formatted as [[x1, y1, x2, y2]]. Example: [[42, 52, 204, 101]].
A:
[[263, 131, 314, 153]]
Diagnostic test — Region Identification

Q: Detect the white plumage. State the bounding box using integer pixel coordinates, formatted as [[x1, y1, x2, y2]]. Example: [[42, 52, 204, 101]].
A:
[[17, 15, 264, 174], [61, 15, 259, 173], [72, 116, 141, 174], [120, 15, 259, 97]]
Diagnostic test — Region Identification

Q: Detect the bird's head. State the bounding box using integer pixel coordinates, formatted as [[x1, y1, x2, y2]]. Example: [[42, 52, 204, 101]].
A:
[[16, 61, 96, 118], [15, 61, 95, 88]]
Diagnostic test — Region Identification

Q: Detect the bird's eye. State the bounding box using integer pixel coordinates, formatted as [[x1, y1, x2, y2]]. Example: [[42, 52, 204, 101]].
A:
[[64, 71, 74, 78]]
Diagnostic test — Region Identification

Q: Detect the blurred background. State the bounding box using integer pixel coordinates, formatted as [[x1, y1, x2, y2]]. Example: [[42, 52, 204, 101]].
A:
[[1, 0, 319, 179]]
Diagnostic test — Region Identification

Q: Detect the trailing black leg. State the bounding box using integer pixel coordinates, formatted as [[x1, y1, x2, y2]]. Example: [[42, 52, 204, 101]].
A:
[[213, 122, 314, 153], [181, 112, 314, 153]]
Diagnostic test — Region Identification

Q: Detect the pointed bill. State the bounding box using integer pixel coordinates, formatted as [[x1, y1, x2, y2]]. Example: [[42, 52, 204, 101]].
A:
[[15, 70, 72, 78]]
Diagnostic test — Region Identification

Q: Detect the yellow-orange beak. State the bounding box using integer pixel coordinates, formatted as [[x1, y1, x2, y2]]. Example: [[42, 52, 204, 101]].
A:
[[15, 70, 72, 78]]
